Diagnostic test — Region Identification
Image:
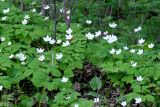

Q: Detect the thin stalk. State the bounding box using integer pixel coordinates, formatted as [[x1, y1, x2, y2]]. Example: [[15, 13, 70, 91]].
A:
[[68, 0, 74, 28], [49, 0, 53, 18], [20, 0, 23, 11], [52, 0, 57, 67], [53, 0, 57, 41], [39, 1, 57, 106], [68, 0, 71, 28], [41, 0, 49, 16], [63, 0, 68, 27]]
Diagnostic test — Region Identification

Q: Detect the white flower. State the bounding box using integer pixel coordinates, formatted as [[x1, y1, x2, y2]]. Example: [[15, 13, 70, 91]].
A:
[[103, 34, 118, 43], [65, 96, 71, 100], [7, 41, 12, 46], [1, 0, 5, 2], [67, 16, 70, 20], [38, 55, 45, 61], [135, 97, 142, 104], [66, 28, 72, 34], [43, 35, 52, 42], [116, 49, 121, 55], [136, 76, 143, 82], [121, 101, 127, 107], [2, 16, 7, 21], [21, 61, 25, 65], [123, 46, 129, 50], [60, 8, 64, 13], [65, 34, 73, 40], [56, 53, 63, 60], [16, 53, 26, 61], [86, 32, 94, 40], [36, 48, 44, 53], [9, 54, 14, 59], [15, 53, 22, 59], [137, 49, 143, 55], [95, 30, 101, 37], [105, 34, 118, 43], [109, 22, 117, 28], [66, 10, 70, 14], [3, 8, 9, 14], [103, 35, 110, 40], [56, 39, 61, 44], [148, 43, 154, 48], [44, 5, 50, 10], [22, 19, 28, 25], [0, 37, 5, 41], [104, 31, 108, 35], [49, 39, 56, 44], [74, 104, 79, 107], [19, 56, 26, 61], [134, 26, 142, 32], [138, 38, 145, 45], [19, 55, 26, 61], [94, 97, 100, 103], [0, 85, 3, 91], [130, 49, 135, 53], [39, 12, 43, 15], [62, 41, 70, 47], [131, 61, 137, 67], [110, 48, 116, 54], [61, 77, 68, 82], [24, 15, 30, 19], [86, 20, 92, 24], [31, 8, 36, 12], [44, 17, 49, 20]]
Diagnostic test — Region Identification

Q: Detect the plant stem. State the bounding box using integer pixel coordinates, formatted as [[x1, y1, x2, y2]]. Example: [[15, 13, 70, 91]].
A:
[[38, 1, 57, 106], [20, 0, 23, 11], [53, 0, 57, 41]]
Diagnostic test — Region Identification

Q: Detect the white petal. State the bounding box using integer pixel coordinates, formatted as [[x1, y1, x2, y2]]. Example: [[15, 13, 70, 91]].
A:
[[109, 22, 117, 28], [61, 77, 68, 82], [0, 85, 3, 91]]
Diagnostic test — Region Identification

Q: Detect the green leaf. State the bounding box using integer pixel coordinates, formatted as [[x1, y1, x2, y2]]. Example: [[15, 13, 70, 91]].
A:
[[64, 68, 74, 77], [22, 69, 33, 78], [132, 83, 141, 93], [15, 29, 25, 35], [90, 76, 102, 90], [0, 79, 11, 89], [0, 56, 11, 69], [78, 98, 94, 107], [126, 93, 138, 102], [121, 75, 134, 83], [50, 68, 62, 77], [74, 61, 83, 69], [28, 59, 39, 69], [31, 71, 48, 87], [47, 80, 59, 91], [145, 94, 155, 102]]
